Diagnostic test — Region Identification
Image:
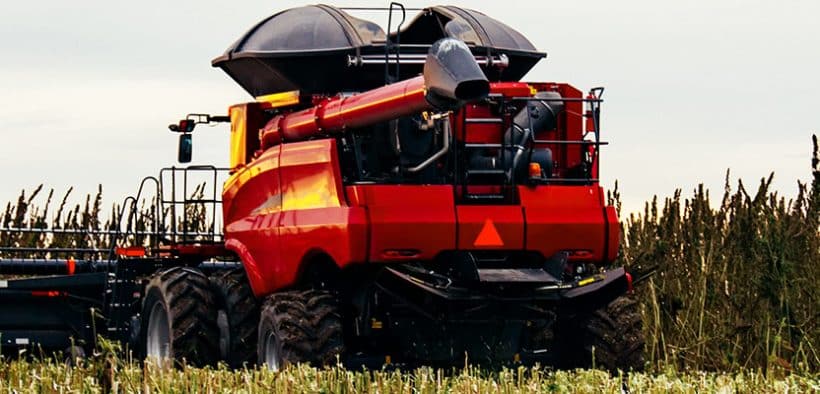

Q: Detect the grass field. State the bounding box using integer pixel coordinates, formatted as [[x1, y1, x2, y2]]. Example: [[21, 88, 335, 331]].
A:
[[0, 356, 818, 394]]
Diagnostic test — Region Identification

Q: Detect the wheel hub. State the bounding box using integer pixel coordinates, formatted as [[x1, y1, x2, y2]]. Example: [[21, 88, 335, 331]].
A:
[[263, 331, 281, 371], [146, 301, 171, 362]]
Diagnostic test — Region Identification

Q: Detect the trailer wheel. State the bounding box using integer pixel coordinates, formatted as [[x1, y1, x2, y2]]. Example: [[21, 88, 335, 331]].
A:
[[257, 290, 343, 370], [211, 269, 259, 368], [567, 294, 646, 372], [142, 267, 219, 367]]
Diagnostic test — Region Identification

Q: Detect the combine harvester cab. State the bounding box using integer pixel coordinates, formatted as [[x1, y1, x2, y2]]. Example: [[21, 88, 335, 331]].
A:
[[0, 4, 645, 372]]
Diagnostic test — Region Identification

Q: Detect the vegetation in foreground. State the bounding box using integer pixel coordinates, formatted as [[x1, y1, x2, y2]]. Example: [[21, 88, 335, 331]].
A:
[[0, 352, 817, 394]]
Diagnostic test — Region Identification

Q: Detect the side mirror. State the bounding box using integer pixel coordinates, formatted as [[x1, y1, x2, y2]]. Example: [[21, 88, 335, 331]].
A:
[[168, 119, 196, 133], [178, 133, 193, 163]]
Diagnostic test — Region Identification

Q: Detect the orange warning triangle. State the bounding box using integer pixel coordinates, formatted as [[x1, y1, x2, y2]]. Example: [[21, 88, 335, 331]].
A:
[[474, 219, 504, 247]]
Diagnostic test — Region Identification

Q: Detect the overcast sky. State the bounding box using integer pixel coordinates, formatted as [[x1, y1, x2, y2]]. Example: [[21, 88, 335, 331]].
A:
[[0, 0, 817, 217]]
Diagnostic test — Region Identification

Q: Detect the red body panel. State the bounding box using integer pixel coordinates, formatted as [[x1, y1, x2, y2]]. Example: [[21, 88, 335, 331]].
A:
[[222, 80, 620, 297], [222, 146, 283, 296], [349, 185, 456, 262], [519, 185, 616, 262], [223, 139, 366, 297], [456, 206, 524, 250]]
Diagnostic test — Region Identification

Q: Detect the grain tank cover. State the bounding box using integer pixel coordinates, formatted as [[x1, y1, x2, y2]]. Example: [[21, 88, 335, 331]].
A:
[[392, 6, 545, 82], [212, 4, 387, 97], [213, 4, 546, 97]]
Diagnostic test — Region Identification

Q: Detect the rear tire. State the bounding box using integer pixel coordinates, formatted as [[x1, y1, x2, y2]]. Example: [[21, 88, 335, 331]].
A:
[[568, 294, 646, 372], [141, 267, 219, 367], [211, 269, 259, 368], [257, 290, 344, 370]]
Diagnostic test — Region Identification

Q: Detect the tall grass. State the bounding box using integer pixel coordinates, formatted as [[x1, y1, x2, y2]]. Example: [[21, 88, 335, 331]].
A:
[[0, 185, 119, 261], [0, 183, 213, 261], [613, 135, 820, 372]]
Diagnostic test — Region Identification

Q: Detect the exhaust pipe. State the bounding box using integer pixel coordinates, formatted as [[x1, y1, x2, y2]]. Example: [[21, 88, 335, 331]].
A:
[[424, 38, 490, 110]]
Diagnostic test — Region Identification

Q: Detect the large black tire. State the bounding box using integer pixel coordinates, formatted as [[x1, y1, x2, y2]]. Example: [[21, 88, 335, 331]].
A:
[[211, 269, 259, 368], [569, 295, 646, 372], [257, 289, 344, 370], [141, 267, 219, 367]]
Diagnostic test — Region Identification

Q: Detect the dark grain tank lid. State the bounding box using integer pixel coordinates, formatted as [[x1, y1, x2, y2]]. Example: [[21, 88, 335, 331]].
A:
[[212, 4, 546, 97], [213, 4, 385, 62]]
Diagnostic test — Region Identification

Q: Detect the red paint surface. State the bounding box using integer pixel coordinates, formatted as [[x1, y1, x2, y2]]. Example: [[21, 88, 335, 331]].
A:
[[222, 79, 619, 298], [519, 185, 612, 262], [260, 77, 427, 148], [223, 139, 366, 296], [457, 206, 523, 250], [354, 185, 456, 262]]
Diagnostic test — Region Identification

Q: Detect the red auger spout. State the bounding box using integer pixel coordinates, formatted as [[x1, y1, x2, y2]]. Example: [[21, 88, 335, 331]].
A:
[[259, 38, 489, 148]]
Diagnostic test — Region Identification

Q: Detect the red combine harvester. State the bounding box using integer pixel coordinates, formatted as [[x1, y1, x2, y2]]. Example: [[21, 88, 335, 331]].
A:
[[0, 5, 645, 371]]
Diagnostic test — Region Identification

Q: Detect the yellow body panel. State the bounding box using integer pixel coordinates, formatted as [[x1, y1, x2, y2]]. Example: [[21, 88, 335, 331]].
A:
[[229, 105, 248, 172]]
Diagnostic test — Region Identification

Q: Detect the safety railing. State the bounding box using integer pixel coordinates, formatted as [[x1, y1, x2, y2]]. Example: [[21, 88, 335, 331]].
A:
[[112, 165, 229, 254], [0, 166, 229, 274], [457, 87, 609, 193]]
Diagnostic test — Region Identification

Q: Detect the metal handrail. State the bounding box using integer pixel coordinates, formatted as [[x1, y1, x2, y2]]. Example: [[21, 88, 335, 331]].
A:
[[106, 165, 229, 258], [457, 88, 607, 196]]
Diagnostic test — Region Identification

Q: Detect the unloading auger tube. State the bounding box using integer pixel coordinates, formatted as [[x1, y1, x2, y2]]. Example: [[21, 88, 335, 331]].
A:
[[259, 38, 490, 148]]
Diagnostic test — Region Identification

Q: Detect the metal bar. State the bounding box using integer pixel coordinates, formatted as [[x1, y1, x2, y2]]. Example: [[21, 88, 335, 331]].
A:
[[0, 230, 222, 239], [0, 247, 109, 253], [179, 199, 222, 204], [0, 258, 102, 274], [533, 140, 609, 145], [0, 228, 167, 236], [160, 200, 223, 205], [340, 7, 424, 11], [590, 87, 604, 180], [183, 167, 189, 243], [154, 171, 163, 251], [457, 110, 465, 201], [542, 178, 599, 184], [510, 97, 603, 103], [465, 143, 504, 148], [0, 258, 110, 264], [110, 195, 135, 261], [385, 3, 394, 84], [199, 261, 242, 269], [393, 2, 405, 83], [211, 167, 218, 240], [406, 115, 450, 173], [500, 95, 508, 186], [349, 54, 509, 68], [465, 118, 504, 124], [170, 167, 177, 244], [466, 170, 506, 175]]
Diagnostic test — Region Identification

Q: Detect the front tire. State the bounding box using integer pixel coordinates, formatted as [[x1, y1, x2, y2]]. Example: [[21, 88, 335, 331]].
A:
[[257, 290, 344, 370], [141, 267, 219, 367]]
